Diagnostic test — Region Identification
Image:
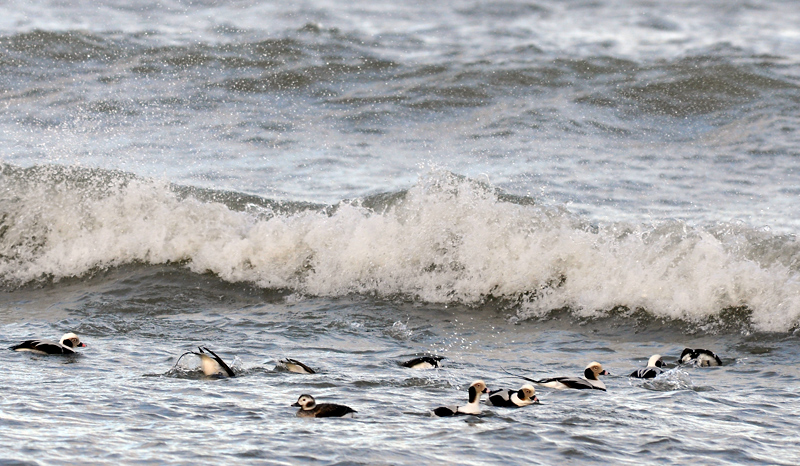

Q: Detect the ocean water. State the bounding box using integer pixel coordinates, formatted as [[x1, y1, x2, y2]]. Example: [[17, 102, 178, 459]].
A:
[[2, 1, 800, 464]]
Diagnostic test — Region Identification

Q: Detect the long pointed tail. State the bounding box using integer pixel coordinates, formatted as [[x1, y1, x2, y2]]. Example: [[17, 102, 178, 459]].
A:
[[501, 367, 542, 384], [199, 346, 236, 377]]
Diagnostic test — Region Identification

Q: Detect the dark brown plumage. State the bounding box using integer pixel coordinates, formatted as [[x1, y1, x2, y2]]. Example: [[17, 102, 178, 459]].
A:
[[292, 394, 356, 418]]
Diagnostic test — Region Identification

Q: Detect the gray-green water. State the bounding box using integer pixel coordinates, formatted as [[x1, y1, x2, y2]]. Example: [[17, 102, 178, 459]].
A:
[[4, 265, 800, 465], [2, 0, 800, 464]]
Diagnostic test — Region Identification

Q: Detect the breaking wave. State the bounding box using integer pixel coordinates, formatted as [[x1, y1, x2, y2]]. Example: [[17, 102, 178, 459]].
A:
[[2, 163, 799, 332]]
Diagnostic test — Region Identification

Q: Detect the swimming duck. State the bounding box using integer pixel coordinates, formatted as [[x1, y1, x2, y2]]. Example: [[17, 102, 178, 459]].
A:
[[505, 362, 610, 391], [9, 333, 87, 355], [279, 358, 316, 374], [486, 384, 539, 407], [679, 348, 722, 367], [401, 355, 445, 369], [629, 354, 665, 379], [292, 394, 356, 418], [431, 380, 489, 417], [175, 347, 235, 377]]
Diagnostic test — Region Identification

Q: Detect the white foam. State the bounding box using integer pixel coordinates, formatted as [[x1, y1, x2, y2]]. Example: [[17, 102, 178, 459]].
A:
[[2, 169, 799, 332]]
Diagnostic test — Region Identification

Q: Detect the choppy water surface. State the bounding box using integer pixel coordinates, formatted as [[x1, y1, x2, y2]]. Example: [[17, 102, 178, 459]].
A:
[[4, 267, 800, 465], [2, 0, 800, 464]]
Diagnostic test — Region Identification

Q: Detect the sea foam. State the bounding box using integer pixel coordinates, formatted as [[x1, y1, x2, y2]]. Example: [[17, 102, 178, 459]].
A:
[[1, 164, 799, 332]]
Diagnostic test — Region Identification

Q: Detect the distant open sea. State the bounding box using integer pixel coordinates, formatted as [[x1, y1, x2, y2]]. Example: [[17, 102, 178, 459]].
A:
[[2, 1, 800, 464]]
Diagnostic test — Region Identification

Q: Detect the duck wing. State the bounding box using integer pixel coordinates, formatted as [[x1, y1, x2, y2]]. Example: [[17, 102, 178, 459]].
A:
[[315, 403, 356, 418], [10, 339, 73, 354], [486, 389, 513, 407], [541, 376, 604, 391], [629, 367, 663, 379]]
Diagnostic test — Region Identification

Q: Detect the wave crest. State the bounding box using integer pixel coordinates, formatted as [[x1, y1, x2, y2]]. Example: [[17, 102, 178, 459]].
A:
[[2, 164, 799, 332]]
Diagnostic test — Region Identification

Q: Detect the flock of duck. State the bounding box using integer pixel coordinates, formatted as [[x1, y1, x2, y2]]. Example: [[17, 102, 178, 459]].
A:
[[9, 332, 724, 418]]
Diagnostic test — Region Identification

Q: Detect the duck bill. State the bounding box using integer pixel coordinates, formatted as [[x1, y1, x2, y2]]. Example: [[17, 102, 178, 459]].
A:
[[291, 402, 300, 407], [78, 343, 87, 347], [600, 370, 610, 375]]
